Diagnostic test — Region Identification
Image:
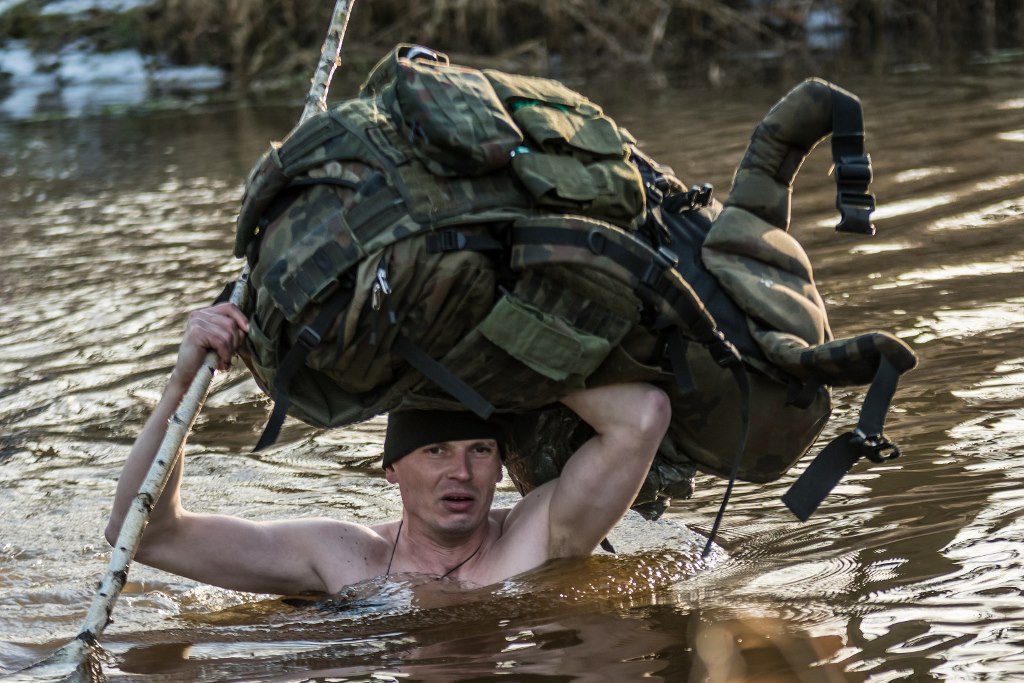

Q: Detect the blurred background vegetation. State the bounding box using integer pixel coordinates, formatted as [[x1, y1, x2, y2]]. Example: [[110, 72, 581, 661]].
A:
[[3, 0, 1024, 95]]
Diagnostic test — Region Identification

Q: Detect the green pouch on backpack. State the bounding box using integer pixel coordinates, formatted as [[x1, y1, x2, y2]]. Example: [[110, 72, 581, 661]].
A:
[[511, 152, 645, 226], [479, 293, 611, 383], [484, 70, 627, 158], [510, 99, 625, 158], [511, 152, 596, 204]]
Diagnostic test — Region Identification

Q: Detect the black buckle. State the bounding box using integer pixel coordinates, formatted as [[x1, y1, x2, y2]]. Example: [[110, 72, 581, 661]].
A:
[[851, 429, 901, 464], [706, 332, 742, 368], [297, 326, 322, 349], [836, 195, 877, 235], [427, 230, 467, 253], [661, 182, 714, 214], [834, 155, 876, 235], [689, 183, 714, 209]]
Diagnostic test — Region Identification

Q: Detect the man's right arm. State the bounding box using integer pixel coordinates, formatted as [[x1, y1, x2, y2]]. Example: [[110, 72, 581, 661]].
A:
[[104, 304, 377, 595], [498, 382, 670, 574]]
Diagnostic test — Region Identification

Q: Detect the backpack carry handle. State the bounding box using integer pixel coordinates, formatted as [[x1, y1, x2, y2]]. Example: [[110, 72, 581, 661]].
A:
[[725, 78, 876, 236]]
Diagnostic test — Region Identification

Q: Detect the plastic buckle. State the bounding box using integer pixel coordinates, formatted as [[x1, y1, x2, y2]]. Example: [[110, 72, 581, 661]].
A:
[[297, 326, 322, 349], [431, 230, 467, 252], [706, 332, 742, 368], [660, 182, 713, 214], [689, 183, 714, 209], [836, 192, 877, 235], [852, 429, 901, 463], [834, 154, 876, 235]]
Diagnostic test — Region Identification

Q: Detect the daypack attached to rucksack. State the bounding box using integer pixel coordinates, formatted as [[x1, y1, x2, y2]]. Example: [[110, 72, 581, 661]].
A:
[[233, 45, 917, 531]]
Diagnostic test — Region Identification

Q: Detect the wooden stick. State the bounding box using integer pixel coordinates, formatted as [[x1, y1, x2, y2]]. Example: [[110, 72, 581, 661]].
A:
[[302, 0, 355, 121], [37, 1, 358, 677]]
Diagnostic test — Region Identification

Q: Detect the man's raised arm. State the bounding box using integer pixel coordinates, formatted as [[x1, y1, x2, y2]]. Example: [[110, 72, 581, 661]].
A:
[[103, 304, 358, 595], [105, 303, 248, 550], [546, 383, 670, 557]]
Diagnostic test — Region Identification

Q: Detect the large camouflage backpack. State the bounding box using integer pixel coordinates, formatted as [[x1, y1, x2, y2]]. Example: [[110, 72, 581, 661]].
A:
[[233, 45, 917, 527]]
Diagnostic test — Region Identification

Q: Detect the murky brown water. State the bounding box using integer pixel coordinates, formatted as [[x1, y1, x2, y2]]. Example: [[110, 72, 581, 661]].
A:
[[2, 68, 1024, 681]]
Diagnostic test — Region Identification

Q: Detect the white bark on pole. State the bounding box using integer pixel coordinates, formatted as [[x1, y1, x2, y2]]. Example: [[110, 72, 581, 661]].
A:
[[302, 0, 355, 121], [38, 2, 358, 679]]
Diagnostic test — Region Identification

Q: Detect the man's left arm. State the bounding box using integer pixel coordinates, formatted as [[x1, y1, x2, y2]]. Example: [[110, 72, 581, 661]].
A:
[[544, 383, 671, 557]]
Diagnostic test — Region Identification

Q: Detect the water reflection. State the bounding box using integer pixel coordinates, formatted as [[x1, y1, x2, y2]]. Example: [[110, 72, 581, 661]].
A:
[[2, 71, 1024, 679]]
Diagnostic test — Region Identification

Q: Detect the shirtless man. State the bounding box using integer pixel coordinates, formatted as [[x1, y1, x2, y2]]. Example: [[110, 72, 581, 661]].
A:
[[105, 302, 671, 595]]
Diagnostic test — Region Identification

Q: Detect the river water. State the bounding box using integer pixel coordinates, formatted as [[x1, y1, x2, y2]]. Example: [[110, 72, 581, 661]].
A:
[[1, 68, 1023, 681]]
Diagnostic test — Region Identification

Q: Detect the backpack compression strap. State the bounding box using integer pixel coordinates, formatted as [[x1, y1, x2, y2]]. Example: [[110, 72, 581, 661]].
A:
[[830, 87, 876, 235], [253, 286, 353, 451], [391, 333, 495, 419], [780, 354, 903, 521]]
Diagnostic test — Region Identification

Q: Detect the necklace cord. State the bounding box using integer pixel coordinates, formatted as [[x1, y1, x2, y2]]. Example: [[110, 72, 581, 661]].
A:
[[386, 518, 486, 580], [385, 518, 403, 576]]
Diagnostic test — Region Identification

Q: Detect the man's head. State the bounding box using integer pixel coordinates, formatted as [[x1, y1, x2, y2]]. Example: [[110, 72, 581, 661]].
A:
[[383, 410, 506, 539]]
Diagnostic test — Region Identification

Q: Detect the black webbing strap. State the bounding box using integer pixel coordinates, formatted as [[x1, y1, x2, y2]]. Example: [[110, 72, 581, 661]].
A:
[[425, 229, 505, 254], [665, 333, 696, 394], [286, 177, 362, 190], [830, 87, 876, 235], [781, 355, 903, 521], [856, 354, 902, 438], [701, 362, 752, 558], [392, 334, 495, 419], [779, 432, 862, 523], [655, 324, 752, 557], [252, 288, 352, 452]]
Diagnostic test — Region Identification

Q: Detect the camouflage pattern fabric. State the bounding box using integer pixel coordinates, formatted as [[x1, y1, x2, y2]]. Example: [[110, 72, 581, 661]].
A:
[[234, 47, 917, 519]]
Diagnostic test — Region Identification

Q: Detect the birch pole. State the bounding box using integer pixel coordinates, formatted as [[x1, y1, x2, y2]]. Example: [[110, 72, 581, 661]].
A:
[[39, 2, 357, 678]]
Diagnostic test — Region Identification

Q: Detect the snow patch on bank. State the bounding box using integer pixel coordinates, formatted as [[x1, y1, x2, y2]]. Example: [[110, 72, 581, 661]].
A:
[[0, 0, 226, 120], [40, 0, 154, 14]]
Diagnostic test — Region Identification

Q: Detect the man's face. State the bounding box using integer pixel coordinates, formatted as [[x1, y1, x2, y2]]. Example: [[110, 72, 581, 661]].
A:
[[385, 439, 502, 539]]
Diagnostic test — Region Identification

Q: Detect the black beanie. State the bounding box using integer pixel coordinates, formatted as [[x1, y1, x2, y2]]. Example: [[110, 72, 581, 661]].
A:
[[382, 410, 506, 468]]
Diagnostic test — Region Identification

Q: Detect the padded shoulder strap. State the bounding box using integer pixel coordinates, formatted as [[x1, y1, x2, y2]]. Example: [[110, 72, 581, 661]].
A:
[[509, 216, 739, 365]]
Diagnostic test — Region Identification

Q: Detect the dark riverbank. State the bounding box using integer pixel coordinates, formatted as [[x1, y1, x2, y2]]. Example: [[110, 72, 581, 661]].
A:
[[3, 0, 1024, 121]]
